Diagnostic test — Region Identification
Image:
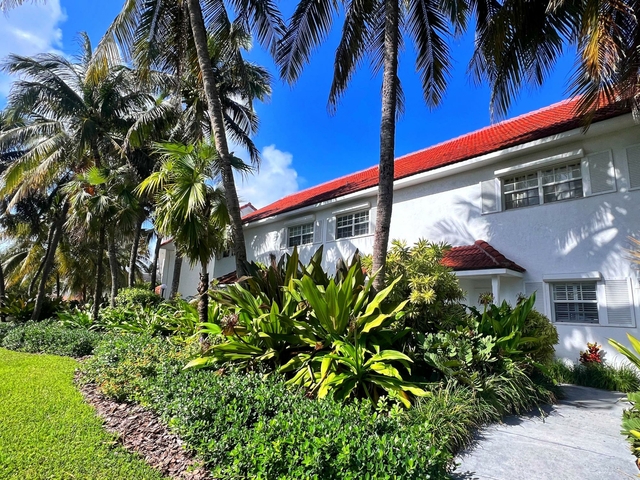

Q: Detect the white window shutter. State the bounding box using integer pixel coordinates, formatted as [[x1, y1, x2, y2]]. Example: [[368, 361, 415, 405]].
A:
[[584, 151, 616, 195], [605, 279, 635, 326], [480, 178, 501, 214], [279, 228, 288, 249], [626, 145, 640, 189], [369, 207, 377, 235], [313, 219, 323, 244], [525, 282, 545, 314], [326, 217, 336, 242]]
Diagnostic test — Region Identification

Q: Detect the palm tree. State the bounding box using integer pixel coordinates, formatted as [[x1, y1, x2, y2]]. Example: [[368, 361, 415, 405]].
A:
[[277, 0, 456, 290], [464, 1, 639, 120], [0, 34, 156, 318], [92, 0, 282, 277], [137, 141, 247, 323]]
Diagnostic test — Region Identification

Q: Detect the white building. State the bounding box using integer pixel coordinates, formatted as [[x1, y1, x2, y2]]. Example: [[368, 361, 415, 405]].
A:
[[160, 98, 640, 362]]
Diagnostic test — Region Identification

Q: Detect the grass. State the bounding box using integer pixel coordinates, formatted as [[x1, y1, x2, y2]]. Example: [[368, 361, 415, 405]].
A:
[[0, 348, 166, 480]]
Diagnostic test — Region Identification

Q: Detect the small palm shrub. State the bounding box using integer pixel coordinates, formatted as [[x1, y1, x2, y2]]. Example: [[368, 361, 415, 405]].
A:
[[1, 321, 102, 357]]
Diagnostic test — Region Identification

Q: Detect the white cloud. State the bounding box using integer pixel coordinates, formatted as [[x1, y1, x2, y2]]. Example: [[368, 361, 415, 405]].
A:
[[0, 0, 66, 98], [234, 144, 299, 209]]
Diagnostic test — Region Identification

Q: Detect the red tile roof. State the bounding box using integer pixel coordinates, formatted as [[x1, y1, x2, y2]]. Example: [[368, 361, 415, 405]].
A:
[[442, 240, 525, 273], [244, 98, 628, 223], [216, 240, 524, 283]]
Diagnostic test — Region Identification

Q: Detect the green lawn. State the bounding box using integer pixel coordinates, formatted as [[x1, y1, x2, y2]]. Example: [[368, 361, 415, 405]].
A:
[[0, 348, 166, 480]]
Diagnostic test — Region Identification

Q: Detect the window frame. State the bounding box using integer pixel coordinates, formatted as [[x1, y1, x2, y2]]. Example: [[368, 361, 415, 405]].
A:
[[502, 161, 584, 211], [287, 222, 314, 248], [550, 281, 599, 325], [335, 210, 370, 240]]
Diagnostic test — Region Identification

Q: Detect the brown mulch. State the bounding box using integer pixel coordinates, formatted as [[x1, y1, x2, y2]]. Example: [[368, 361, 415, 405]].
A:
[[76, 376, 211, 480]]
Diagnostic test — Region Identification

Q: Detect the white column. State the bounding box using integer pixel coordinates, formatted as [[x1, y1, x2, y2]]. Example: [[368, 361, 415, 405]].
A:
[[492, 275, 501, 304]]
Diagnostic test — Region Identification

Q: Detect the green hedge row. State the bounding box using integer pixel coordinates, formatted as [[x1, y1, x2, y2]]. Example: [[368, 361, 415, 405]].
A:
[[1, 322, 102, 357]]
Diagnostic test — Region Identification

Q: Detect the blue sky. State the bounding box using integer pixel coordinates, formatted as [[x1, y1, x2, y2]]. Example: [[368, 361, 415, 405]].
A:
[[0, 0, 576, 208]]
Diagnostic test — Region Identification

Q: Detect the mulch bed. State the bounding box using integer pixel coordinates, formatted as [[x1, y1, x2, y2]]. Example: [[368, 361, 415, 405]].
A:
[[76, 376, 211, 480]]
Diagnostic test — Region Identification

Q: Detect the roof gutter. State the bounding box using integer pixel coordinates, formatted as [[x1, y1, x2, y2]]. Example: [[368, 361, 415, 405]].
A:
[[245, 113, 634, 229]]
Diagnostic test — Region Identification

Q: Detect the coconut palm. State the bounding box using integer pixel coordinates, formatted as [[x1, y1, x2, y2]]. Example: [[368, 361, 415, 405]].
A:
[[92, 0, 282, 277], [468, 0, 640, 120], [137, 141, 249, 323], [0, 34, 157, 318], [277, 0, 458, 290]]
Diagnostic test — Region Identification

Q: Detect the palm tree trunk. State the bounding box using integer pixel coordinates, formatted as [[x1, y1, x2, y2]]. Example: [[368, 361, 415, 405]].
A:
[[197, 261, 209, 324], [170, 254, 183, 299], [128, 215, 144, 288], [150, 233, 162, 291], [108, 229, 119, 307], [0, 260, 5, 322], [31, 202, 69, 321], [28, 224, 55, 296], [92, 222, 106, 323], [185, 0, 247, 277], [371, 0, 400, 292]]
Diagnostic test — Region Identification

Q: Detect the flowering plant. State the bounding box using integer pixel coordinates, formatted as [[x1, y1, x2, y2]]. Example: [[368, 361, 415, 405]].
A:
[[579, 342, 603, 364]]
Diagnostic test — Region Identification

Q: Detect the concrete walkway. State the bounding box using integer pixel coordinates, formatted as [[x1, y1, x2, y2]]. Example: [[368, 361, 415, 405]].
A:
[[454, 385, 638, 480]]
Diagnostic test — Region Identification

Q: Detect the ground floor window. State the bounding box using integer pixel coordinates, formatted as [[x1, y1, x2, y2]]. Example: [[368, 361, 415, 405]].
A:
[[551, 282, 599, 324]]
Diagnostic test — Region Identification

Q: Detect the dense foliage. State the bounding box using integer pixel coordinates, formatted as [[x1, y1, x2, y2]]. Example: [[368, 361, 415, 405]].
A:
[[1, 321, 102, 357], [115, 287, 163, 308]]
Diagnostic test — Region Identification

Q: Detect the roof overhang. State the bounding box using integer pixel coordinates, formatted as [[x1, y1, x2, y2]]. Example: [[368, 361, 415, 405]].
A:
[[454, 268, 524, 279]]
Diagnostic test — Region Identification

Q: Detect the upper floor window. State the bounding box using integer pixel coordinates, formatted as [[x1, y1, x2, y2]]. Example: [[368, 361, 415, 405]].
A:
[[503, 162, 583, 210], [288, 222, 314, 247], [551, 282, 598, 324], [336, 211, 369, 239]]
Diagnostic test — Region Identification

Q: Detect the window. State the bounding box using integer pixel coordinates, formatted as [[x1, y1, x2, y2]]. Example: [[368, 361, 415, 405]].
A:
[[503, 162, 583, 210], [336, 211, 369, 239], [288, 223, 314, 247], [552, 282, 599, 324]]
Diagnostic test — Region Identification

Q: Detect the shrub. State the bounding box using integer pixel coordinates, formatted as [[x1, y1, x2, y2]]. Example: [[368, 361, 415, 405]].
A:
[[0, 292, 66, 322], [79, 333, 195, 401], [0, 322, 16, 342], [522, 309, 558, 364], [80, 335, 452, 479], [1, 322, 102, 357], [362, 239, 466, 332], [115, 287, 163, 308]]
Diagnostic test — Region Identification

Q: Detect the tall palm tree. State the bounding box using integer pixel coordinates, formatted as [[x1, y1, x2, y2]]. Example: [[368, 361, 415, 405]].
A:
[[277, 0, 456, 290], [137, 141, 247, 323], [93, 0, 282, 277]]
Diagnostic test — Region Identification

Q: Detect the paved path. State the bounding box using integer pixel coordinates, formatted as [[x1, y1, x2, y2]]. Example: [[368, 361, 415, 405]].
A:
[[454, 385, 638, 480]]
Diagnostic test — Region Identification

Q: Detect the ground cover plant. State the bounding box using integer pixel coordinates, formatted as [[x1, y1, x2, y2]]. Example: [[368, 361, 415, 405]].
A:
[[0, 348, 166, 480]]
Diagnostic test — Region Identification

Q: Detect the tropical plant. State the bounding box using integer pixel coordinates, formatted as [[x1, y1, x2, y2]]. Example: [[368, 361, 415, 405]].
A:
[[278, 0, 468, 290], [92, 0, 283, 278], [137, 142, 246, 324], [363, 239, 465, 332], [470, 0, 640, 121], [0, 35, 155, 319]]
